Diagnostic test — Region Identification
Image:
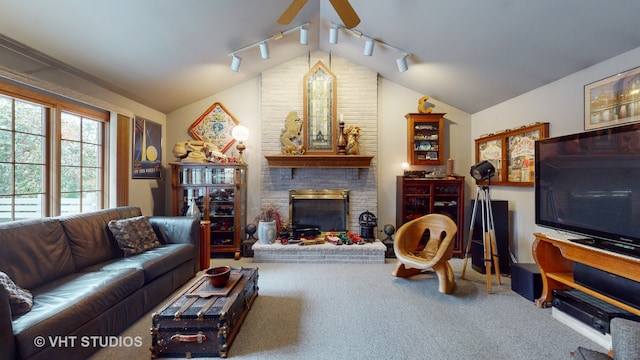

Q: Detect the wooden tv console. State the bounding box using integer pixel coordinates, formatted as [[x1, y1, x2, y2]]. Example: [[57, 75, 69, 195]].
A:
[[532, 232, 640, 316]]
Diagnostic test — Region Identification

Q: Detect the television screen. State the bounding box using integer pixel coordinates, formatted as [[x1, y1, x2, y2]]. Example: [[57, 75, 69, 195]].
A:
[[535, 122, 640, 255]]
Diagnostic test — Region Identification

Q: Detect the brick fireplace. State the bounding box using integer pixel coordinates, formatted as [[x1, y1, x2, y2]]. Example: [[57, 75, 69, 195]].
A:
[[259, 51, 378, 233]]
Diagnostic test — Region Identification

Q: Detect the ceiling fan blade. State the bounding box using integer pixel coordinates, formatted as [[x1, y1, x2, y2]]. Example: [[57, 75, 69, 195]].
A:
[[278, 0, 308, 25], [329, 0, 360, 28]]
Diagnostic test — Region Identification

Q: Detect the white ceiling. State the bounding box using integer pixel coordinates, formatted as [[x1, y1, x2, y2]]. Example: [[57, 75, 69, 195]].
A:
[[1, 0, 640, 114]]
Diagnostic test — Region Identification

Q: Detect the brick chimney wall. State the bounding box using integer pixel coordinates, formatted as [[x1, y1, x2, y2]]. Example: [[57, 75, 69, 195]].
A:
[[259, 51, 378, 232]]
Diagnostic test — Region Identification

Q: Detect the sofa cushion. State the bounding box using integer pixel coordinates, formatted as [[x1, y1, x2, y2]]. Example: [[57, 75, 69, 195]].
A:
[[0, 218, 75, 289], [0, 271, 33, 317], [59, 206, 142, 270], [11, 267, 144, 360], [108, 216, 161, 256], [82, 244, 195, 283]]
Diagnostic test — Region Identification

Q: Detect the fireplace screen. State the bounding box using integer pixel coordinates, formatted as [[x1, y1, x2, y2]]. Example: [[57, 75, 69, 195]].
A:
[[289, 190, 349, 232]]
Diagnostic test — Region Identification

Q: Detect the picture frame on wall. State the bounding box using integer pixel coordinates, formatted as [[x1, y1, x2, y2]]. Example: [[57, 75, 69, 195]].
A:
[[585, 66, 640, 130], [475, 122, 549, 187], [189, 102, 238, 153], [133, 116, 162, 179]]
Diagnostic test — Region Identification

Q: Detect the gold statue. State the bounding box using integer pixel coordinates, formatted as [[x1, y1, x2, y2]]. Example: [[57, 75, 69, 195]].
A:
[[280, 111, 305, 155]]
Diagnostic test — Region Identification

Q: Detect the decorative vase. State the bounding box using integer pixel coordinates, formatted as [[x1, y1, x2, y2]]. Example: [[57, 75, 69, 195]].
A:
[[257, 221, 277, 244], [185, 200, 200, 218], [172, 141, 188, 159]]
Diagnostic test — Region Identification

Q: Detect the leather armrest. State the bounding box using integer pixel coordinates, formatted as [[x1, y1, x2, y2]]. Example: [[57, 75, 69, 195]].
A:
[[0, 286, 16, 360], [149, 216, 200, 267]]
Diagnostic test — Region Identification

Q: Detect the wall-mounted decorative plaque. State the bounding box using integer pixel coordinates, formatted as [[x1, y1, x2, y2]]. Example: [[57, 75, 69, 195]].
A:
[[189, 102, 238, 153]]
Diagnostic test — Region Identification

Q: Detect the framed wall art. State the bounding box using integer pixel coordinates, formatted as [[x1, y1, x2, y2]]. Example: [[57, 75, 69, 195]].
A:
[[475, 122, 549, 187], [132, 116, 162, 179], [585, 66, 640, 130], [189, 102, 238, 153]]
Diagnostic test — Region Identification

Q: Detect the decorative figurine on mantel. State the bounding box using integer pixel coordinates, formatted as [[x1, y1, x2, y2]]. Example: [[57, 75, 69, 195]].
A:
[[280, 111, 305, 155], [344, 125, 361, 155]]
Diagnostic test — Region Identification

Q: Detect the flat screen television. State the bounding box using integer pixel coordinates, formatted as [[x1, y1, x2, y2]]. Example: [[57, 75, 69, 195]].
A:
[[535, 122, 640, 257]]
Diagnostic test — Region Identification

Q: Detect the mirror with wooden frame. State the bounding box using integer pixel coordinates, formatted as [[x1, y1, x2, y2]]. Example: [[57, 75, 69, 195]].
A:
[[303, 61, 337, 154]]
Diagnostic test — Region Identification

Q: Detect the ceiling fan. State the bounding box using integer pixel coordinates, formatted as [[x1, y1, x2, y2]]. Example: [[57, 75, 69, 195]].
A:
[[278, 0, 361, 28]]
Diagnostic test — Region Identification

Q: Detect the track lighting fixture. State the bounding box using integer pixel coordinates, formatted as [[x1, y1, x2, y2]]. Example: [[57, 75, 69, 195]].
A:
[[329, 25, 338, 44], [363, 38, 374, 56], [228, 22, 310, 72], [259, 42, 269, 59], [230, 54, 242, 72], [329, 23, 411, 72], [396, 54, 408, 73]]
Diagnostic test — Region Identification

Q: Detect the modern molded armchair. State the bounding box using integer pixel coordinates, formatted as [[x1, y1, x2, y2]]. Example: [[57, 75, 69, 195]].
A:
[[391, 213, 457, 294]]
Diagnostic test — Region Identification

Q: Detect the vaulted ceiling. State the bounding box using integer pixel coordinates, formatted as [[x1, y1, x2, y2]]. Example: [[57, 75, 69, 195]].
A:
[[1, 1, 640, 114]]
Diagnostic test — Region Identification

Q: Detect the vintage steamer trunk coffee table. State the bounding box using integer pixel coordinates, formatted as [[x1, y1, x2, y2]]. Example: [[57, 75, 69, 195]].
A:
[[150, 267, 258, 358]]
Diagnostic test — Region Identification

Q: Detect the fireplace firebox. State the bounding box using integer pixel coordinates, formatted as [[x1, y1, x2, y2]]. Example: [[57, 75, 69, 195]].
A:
[[289, 190, 349, 233]]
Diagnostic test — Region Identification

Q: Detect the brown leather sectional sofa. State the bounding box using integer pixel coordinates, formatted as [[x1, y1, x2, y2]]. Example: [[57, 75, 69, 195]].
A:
[[0, 206, 199, 360]]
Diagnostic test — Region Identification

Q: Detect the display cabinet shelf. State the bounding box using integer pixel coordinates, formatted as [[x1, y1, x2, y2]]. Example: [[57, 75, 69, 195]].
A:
[[170, 162, 247, 260], [405, 113, 445, 165]]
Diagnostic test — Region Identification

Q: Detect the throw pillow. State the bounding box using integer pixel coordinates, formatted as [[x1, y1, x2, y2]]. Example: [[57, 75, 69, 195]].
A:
[[0, 271, 33, 317], [108, 216, 161, 256]]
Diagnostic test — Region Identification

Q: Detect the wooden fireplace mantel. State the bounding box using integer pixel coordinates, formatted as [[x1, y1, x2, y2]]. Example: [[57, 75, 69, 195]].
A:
[[264, 154, 374, 169]]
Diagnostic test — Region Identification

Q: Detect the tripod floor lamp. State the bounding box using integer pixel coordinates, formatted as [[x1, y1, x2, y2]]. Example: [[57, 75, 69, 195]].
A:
[[461, 160, 502, 293]]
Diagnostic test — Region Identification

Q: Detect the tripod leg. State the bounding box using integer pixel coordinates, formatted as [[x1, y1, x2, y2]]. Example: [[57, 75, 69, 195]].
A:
[[461, 187, 481, 279], [481, 196, 492, 293], [489, 228, 501, 285], [485, 187, 501, 285]]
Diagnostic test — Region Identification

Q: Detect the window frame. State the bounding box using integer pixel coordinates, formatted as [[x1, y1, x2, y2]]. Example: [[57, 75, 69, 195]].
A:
[[0, 80, 110, 219]]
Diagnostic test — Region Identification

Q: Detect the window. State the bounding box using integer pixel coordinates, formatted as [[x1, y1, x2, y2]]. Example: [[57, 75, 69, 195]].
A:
[[0, 82, 108, 221], [0, 96, 47, 221], [60, 111, 103, 214]]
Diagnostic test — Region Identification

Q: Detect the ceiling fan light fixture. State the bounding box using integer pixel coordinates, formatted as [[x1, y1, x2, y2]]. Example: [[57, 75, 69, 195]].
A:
[[230, 54, 242, 72], [396, 54, 409, 73], [299, 27, 308, 45], [259, 42, 269, 59], [363, 38, 374, 56], [329, 26, 338, 44]]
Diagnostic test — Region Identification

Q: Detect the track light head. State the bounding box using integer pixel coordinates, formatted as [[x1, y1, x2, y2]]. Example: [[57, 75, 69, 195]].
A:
[[300, 27, 308, 45], [329, 26, 338, 44], [396, 54, 409, 72], [363, 38, 374, 56], [259, 42, 269, 59], [230, 54, 242, 72]]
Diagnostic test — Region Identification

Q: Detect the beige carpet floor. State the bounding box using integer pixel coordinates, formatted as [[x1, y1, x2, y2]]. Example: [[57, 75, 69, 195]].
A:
[[89, 257, 602, 360]]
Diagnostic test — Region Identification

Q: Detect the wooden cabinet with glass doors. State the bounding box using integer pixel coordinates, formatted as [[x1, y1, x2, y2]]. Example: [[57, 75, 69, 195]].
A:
[[405, 113, 445, 165], [170, 162, 247, 260], [396, 176, 465, 257]]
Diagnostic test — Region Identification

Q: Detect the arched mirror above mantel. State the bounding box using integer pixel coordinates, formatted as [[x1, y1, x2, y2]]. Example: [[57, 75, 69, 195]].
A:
[[303, 60, 337, 154]]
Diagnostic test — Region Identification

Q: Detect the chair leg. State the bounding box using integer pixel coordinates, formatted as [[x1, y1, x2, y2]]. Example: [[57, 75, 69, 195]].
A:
[[433, 261, 456, 294], [392, 262, 422, 278]]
